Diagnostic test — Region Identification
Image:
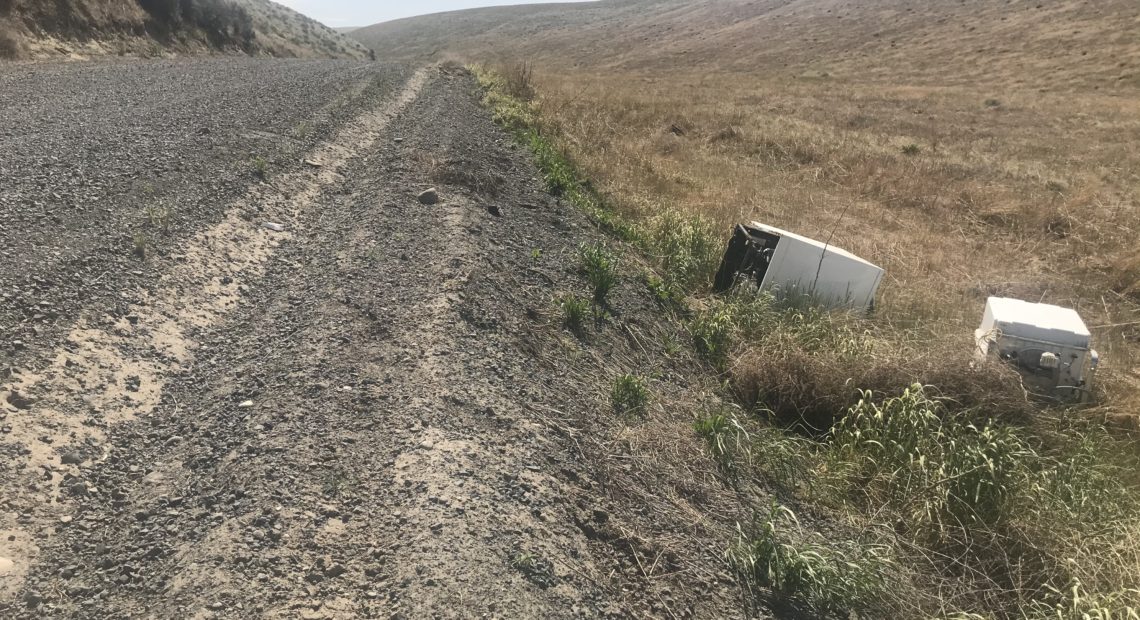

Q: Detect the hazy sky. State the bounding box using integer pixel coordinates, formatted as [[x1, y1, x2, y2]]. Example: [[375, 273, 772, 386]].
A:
[[274, 1, 593, 28]]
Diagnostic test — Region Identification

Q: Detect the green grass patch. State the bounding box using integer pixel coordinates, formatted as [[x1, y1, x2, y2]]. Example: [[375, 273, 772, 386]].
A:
[[642, 208, 722, 293], [611, 373, 650, 416], [727, 502, 901, 616], [558, 293, 589, 333], [579, 241, 618, 305], [828, 385, 1034, 538], [689, 289, 783, 367], [714, 382, 1140, 617]]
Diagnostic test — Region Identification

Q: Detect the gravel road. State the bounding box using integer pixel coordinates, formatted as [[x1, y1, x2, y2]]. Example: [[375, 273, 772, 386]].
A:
[[0, 58, 411, 372], [0, 60, 754, 618]]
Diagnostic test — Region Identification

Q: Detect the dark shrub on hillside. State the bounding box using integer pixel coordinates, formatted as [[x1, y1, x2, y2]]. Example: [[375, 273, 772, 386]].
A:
[[138, 0, 254, 50], [138, 0, 179, 23], [190, 0, 253, 49], [0, 24, 20, 58]]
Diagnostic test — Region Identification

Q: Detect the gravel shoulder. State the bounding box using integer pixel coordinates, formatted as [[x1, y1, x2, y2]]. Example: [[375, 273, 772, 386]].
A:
[[0, 58, 411, 372], [1, 62, 758, 618]]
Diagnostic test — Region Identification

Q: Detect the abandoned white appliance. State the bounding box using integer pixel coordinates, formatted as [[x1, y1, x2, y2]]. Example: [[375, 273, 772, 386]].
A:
[[974, 297, 1099, 401], [714, 222, 884, 311]]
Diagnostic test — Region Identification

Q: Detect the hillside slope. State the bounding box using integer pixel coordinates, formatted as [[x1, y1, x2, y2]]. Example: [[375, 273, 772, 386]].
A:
[[352, 0, 1140, 91], [0, 0, 369, 60], [235, 0, 370, 59]]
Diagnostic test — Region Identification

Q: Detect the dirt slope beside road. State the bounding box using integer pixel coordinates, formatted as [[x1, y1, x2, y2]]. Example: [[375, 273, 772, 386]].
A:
[[0, 0, 370, 60], [1, 63, 754, 617]]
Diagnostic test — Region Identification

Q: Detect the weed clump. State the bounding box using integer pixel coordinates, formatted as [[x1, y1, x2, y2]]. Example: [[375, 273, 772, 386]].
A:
[[645, 274, 677, 307], [690, 302, 737, 365], [611, 373, 650, 416], [695, 409, 751, 477], [579, 241, 618, 305], [642, 209, 721, 295], [689, 290, 777, 368], [251, 155, 269, 180], [510, 551, 535, 570], [727, 502, 900, 616], [132, 232, 149, 258], [145, 205, 172, 234], [502, 61, 536, 101], [558, 293, 589, 333]]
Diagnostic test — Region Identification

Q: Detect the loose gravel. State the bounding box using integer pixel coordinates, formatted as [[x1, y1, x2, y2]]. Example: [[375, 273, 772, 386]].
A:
[[0, 60, 756, 618], [0, 58, 411, 371]]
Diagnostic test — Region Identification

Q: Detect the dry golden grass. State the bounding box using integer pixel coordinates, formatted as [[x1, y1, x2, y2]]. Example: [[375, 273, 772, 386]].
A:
[[529, 67, 1140, 417], [471, 59, 1140, 613]]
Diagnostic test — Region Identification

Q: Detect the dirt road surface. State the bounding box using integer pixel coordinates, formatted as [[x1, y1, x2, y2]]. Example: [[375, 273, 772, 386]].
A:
[[0, 61, 755, 618]]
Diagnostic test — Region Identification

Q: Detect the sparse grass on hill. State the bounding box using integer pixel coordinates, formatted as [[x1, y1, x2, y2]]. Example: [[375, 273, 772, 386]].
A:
[[140, 0, 254, 50]]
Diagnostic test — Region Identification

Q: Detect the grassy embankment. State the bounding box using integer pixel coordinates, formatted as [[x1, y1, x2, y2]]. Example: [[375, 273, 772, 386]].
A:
[[473, 63, 1140, 619]]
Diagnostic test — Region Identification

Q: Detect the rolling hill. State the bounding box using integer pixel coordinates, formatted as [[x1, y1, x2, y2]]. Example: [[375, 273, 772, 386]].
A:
[[0, 0, 370, 59], [352, 0, 1140, 91]]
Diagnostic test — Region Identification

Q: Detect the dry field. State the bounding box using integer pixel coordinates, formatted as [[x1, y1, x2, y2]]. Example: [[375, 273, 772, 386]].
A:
[[355, 0, 1140, 416], [533, 67, 1140, 413], [473, 60, 1140, 615], [355, 1, 1140, 615]]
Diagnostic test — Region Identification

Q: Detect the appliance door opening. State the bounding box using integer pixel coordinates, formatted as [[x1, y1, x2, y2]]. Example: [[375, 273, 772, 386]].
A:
[[714, 224, 781, 292]]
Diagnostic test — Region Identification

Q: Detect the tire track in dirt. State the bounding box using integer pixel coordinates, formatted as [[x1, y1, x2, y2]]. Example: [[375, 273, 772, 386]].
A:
[[150, 70, 613, 619], [0, 66, 430, 602], [355, 151, 601, 618]]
